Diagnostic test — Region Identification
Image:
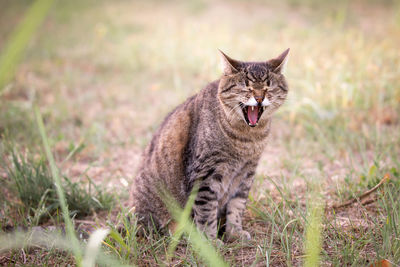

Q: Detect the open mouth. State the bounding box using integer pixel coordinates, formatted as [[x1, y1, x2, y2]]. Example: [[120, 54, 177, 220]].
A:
[[241, 103, 265, 127]]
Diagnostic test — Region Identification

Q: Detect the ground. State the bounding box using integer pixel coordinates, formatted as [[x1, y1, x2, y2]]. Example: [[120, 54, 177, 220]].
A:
[[0, 0, 400, 266]]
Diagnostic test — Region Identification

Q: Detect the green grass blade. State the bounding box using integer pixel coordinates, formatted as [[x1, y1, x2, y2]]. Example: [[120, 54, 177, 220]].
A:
[[34, 106, 83, 266], [181, 222, 228, 267], [161, 187, 228, 267], [108, 229, 130, 252], [0, 0, 54, 91], [303, 197, 323, 267], [167, 182, 199, 260]]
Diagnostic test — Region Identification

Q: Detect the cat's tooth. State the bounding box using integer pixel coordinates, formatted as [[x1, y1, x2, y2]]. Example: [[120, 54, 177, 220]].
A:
[[251, 106, 254, 111]]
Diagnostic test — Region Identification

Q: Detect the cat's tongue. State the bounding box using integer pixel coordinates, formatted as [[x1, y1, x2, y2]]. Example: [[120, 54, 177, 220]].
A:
[[247, 106, 259, 126]]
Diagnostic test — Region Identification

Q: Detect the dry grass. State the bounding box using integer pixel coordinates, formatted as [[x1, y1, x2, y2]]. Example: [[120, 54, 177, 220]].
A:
[[1, 0, 400, 266]]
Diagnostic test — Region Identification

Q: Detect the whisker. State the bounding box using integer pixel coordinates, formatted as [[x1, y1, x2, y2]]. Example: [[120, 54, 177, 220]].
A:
[[225, 103, 242, 124]]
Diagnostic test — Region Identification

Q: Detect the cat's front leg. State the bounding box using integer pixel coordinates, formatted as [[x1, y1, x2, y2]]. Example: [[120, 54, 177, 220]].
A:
[[192, 180, 220, 239], [225, 183, 252, 241]]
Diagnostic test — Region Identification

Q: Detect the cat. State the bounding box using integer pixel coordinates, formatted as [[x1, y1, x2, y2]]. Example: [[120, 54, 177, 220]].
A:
[[129, 48, 289, 241]]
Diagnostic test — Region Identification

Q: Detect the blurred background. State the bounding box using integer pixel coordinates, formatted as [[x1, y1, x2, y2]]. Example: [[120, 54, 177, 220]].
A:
[[2, 0, 399, 195], [1, 0, 400, 265], [1, 0, 399, 148]]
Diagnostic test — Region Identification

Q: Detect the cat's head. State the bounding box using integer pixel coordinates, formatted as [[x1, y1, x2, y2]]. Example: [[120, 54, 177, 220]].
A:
[[217, 49, 289, 127]]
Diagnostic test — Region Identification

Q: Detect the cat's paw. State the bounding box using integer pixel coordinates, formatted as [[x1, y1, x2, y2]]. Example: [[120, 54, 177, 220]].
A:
[[236, 230, 251, 241], [239, 230, 251, 240], [225, 229, 251, 242]]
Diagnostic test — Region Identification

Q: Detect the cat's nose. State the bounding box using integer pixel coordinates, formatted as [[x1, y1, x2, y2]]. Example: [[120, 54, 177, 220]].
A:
[[255, 96, 263, 104]]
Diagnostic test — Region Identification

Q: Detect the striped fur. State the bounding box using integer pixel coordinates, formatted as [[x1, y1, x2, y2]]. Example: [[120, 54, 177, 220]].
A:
[[129, 49, 289, 241]]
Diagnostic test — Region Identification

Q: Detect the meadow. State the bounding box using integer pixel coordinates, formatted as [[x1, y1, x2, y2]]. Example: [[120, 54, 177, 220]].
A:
[[0, 0, 399, 266]]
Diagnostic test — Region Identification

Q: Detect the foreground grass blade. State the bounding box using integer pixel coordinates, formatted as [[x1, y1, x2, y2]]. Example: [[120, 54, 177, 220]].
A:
[[0, 230, 71, 253], [0, 0, 54, 90], [181, 222, 228, 267], [303, 193, 323, 267], [34, 106, 83, 265], [0, 229, 134, 266], [167, 183, 199, 260], [161, 187, 228, 267], [82, 228, 110, 267]]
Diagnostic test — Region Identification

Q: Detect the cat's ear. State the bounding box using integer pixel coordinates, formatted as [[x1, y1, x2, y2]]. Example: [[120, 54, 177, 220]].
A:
[[268, 48, 290, 74], [219, 50, 242, 75]]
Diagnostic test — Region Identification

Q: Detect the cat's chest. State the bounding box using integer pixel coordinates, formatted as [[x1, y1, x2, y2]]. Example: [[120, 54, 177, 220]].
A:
[[237, 140, 265, 157], [218, 161, 255, 205], [217, 123, 270, 158]]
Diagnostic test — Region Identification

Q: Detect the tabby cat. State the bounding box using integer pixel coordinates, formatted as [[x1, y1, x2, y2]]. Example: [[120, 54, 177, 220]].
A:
[[129, 48, 289, 241]]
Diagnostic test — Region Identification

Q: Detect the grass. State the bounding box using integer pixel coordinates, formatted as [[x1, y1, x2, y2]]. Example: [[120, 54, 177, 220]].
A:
[[3, 147, 114, 225], [1, 0, 400, 266]]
